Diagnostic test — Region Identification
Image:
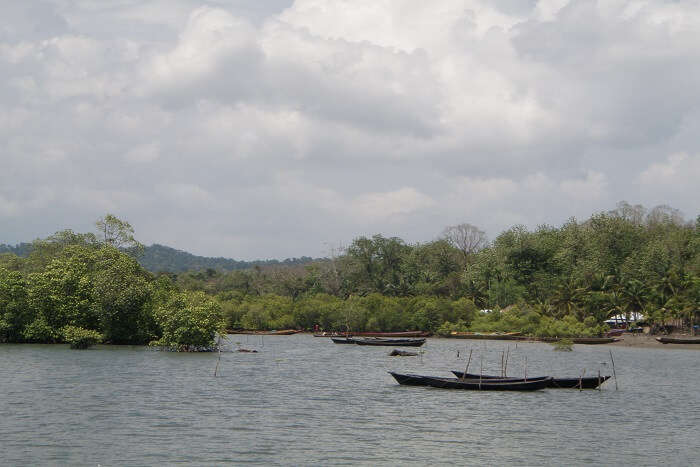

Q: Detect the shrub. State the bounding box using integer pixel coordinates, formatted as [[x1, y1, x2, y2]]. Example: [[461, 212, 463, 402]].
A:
[[62, 325, 103, 349], [552, 338, 574, 351]]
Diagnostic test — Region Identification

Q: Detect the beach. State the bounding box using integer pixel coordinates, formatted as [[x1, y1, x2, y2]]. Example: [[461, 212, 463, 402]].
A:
[[607, 333, 700, 350]]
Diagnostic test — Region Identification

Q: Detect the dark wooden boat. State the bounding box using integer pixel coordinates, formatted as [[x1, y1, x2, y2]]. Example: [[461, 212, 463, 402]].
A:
[[331, 337, 356, 344], [448, 332, 527, 340], [451, 371, 611, 389], [354, 337, 426, 347], [572, 337, 619, 344], [656, 337, 700, 344], [353, 331, 432, 337], [227, 329, 300, 335], [392, 372, 550, 386], [534, 337, 619, 344], [389, 372, 551, 391], [318, 331, 431, 337]]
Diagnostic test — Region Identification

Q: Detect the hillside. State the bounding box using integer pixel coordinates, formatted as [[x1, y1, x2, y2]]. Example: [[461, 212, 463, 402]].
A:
[[0, 242, 315, 273], [139, 244, 315, 272]]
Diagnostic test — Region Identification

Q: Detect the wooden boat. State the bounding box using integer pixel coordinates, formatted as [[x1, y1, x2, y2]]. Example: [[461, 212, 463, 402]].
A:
[[227, 329, 300, 335], [389, 372, 552, 391], [317, 331, 431, 337], [352, 331, 432, 337], [448, 332, 527, 341], [656, 337, 700, 344], [331, 337, 356, 344], [354, 337, 426, 347], [451, 371, 611, 389], [572, 337, 619, 344]]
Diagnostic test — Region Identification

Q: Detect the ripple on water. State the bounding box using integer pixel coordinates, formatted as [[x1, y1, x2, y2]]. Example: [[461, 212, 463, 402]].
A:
[[2, 337, 700, 465]]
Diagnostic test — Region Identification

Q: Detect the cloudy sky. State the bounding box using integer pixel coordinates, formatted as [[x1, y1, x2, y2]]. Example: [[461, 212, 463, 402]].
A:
[[1, 0, 699, 260]]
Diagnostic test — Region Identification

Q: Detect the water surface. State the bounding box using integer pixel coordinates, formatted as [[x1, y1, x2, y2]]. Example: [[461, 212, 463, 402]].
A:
[[2, 335, 699, 465]]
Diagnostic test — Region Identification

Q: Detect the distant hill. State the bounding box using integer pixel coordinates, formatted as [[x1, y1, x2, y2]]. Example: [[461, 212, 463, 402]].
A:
[[0, 242, 33, 257], [139, 244, 316, 273], [0, 242, 316, 273]]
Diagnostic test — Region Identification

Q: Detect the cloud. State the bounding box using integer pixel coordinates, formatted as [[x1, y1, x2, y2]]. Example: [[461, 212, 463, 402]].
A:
[[350, 188, 435, 221], [0, 0, 698, 259]]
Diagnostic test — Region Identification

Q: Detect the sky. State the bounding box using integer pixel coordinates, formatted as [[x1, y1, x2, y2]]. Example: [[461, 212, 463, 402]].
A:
[[1, 0, 699, 260]]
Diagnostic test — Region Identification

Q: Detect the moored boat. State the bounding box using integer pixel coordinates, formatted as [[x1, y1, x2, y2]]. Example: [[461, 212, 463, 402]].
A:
[[331, 337, 356, 344], [389, 372, 551, 391], [352, 331, 432, 337], [227, 329, 300, 335], [448, 332, 527, 340], [451, 371, 611, 389], [656, 337, 700, 344], [354, 337, 426, 347], [572, 337, 619, 344]]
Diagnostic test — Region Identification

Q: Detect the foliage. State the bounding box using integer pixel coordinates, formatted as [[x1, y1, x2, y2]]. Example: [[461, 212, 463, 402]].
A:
[[150, 292, 224, 350], [0, 203, 697, 345], [435, 319, 470, 337], [62, 325, 103, 349], [552, 338, 574, 351]]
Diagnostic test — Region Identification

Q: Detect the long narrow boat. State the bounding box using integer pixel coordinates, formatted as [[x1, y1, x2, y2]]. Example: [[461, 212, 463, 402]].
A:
[[451, 371, 611, 389], [572, 337, 619, 344], [448, 333, 528, 340], [227, 329, 300, 335], [656, 337, 700, 344], [391, 372, 550, 386], [331, 337, 356, 344], [354, 337, 426, 347], [389, 372, 551, 391], [353, 331, 431, 337]]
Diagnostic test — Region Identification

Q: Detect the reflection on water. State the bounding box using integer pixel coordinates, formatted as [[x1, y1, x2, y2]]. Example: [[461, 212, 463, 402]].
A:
[[1, 335, 699, 465]]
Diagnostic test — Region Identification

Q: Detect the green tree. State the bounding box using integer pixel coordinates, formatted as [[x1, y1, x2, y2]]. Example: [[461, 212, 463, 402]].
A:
[[95, 214, 144, 257], [152, 291, 223, 350]]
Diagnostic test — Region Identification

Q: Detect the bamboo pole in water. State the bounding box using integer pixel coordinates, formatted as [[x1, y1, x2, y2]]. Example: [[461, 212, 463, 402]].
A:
[[461, 348, 473, 381], [579, 369, 586, 392], [504, 346, 510, 377], [214, 335, 222, 377], [524, 356, 528, 381], [479, 351, 484, 389], [500, 350, 505, 378], [609, 349, 619, 391]]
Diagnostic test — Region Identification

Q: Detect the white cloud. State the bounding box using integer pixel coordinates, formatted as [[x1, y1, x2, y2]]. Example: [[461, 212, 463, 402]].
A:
[[350, 188, 435, 221], [0, 0, 698, 259]]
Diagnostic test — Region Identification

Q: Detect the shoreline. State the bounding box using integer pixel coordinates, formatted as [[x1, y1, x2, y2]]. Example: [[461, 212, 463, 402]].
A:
[[605, 334, 700, 350]]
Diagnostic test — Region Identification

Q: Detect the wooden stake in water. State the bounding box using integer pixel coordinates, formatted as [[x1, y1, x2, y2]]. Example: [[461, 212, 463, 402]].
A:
[[579, 369, 586, 392], [598, 369, 602, 392], [609, 349, 619, 391], [214, 335, 222, 377], [524, 355, 528, 381], [501, 350, 505, 378], [479, 351, 484, 389], [461, 348, 473, 381], [504, 346, 510, 377]]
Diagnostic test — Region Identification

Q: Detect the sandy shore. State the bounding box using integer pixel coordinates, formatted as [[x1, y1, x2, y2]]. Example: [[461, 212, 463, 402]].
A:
[[607, 334, 700, 350]]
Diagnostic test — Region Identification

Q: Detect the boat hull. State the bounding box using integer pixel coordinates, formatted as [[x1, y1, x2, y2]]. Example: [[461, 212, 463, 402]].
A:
[[355, 338, 426, 347], [656, 337, 700, 344], [389, 372, 551, 391], [451, 371, 611, 389]]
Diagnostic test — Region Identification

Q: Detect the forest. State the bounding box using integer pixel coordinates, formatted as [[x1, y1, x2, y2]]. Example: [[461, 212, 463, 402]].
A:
[[1, 203, 698, 348]]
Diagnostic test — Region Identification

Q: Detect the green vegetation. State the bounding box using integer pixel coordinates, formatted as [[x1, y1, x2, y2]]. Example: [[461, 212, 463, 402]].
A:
[[0, 215, 223, 350], [61, 325, 103, 349], [1, 202, 698, 345], [552, 338, 574, 351]]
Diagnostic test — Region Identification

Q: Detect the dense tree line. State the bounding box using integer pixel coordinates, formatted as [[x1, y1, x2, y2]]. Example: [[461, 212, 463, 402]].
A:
[[0, 218, 223, 349], [2, 242, 316, 274], [175, 203, 699, 335], [1, 203, 698, 344]]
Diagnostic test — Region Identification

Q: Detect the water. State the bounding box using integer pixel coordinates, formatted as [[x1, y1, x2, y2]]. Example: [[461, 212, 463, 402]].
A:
[[1, 335, 699, 466]]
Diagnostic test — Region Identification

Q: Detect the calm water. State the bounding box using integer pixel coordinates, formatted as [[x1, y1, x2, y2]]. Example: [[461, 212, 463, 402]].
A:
[[1, 335, 699, 466]]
